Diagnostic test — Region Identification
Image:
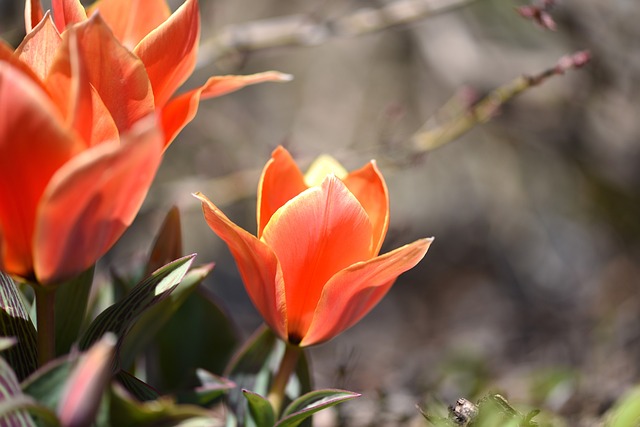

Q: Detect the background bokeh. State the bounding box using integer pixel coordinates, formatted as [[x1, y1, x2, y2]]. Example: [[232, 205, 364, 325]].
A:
[[3, 0, 640, 425]]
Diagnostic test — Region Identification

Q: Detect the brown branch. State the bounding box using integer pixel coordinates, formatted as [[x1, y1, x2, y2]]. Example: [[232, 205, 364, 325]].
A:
[[198, 0, 475, 65], [411, 50, 591, 153]]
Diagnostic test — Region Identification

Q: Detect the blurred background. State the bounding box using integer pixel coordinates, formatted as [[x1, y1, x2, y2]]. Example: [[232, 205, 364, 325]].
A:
[[3, 0, 640, 425]]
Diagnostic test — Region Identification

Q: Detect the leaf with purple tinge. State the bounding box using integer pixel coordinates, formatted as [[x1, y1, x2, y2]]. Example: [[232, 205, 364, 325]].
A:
[[78, 254, 195, 358], [0, 272, 38, 380]]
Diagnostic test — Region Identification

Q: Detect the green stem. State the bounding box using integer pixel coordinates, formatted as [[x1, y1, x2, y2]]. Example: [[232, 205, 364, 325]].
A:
[[267, 343, 302, 416], [34, 286, 56, 366]]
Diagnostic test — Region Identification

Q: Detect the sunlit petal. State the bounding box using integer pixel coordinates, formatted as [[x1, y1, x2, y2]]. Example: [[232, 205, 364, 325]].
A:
[[15, 13, 62, 81], [261, 176, 373, 343], [0, 62, 82, 279], [51, 0, 87, 33], [87, 0, 171, 50], [73, 14, 155, 132], [160, 71, 292, 146], [33, 117, 163, 284], [46, 27, 119, 146], [343, 160, 389, 254], [257, 147, 307, 238], [134, 0, 199, 109], [24, 0, 45, 32], [194, 192, 287, 340], [301, 238, 433, 346]]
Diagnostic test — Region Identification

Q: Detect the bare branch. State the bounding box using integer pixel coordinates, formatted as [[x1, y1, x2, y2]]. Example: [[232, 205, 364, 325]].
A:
[[198, 0, 475, 65], [411, 50, 591, 153]]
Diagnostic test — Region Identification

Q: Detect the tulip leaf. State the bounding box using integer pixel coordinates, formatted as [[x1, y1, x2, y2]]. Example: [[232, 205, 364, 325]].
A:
[[78, 254, 196, 354], [224, 326, 312, 427], [0, 353, 39, 426], [175, 369, 235, 407], [243, 389, 275, 427], [120, 263, 214, 370], [0, 272, 38, 380], [57, 334, 117, 427], [54, 266, 94, 356], [115, 371, 160, 402], [107, 383, 214, 427], [22, 356, 74, 410], [275, 389, 361, 427], [144, 206, 183, 276], [152, 285, 239, 392]]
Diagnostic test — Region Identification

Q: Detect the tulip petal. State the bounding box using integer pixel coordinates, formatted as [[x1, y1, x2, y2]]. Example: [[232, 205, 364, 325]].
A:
[[73, 14, 155, 133], [160, 71, 292, 146], [0, 41, 46, 92], [261, 176, 373, 344], [257, 147, 307, 238], [51, 0, 87, 33], [33, 117, 163, 284], [24, 0, 45, 32], [300, 238, 433, 346], [343, 161, 389, 255], [46, 27, 119, 146], [14, 12, 62, 81], [134, 0, 199, 109], [87, 0, 171, 50], [0, 62, 82, 279], [194, 192, 287, 340]]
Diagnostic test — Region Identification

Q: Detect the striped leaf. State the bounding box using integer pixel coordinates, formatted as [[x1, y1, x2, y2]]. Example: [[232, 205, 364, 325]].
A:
[[0, 355, 39, 426], [78, 255, 195, 361], [0, 272, 38, 380]]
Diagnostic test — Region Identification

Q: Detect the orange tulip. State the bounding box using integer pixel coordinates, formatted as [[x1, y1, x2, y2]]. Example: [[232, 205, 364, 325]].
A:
[[195, 147, 433, 347], [0, 16, 163, 285], [24, 0, 292, 146]]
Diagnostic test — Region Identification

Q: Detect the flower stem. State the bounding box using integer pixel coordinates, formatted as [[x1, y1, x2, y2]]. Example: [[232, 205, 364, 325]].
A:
[[34, 286, 56, 366], [268, 343, 301, 416]]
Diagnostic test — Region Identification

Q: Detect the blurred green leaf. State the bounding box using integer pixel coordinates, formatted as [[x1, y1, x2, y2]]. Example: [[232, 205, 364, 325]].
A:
[[151, 286, 239, 392], [79, 254, 196, 356], [54, 267, 93, 357], [224, 327, 311, 427], [107, 384, 217, 427], [145, 206, 183, 277], [243, 390, 275, 427], [605, 385, 640, 427], [22, 357, 73, 411], [175, 369, 235, 407], [0, 394, 59, 426], [121, 263, 214, 371], [276, 389, 360, 427], [0, 272, 38, 380], [57, 334, 117, 427]]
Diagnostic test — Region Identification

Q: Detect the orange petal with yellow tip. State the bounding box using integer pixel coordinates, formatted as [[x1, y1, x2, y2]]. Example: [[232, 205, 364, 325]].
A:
[[33, 116, 163, 284], [0, 61, 83, 279], [261, 176, 374, 343], [14, 13, 62, 81], [160, 71, 292, 146], [300, 238, 433, 346], [134, 0, 198, 108], [343, 161, 389, 254], [46, 27, 119, 146], [24, 0, 45, 32], [194, 192, 288, 340], [257, 146, 307, 238], [51, 0, 87, 33], [72, 14, 155, 133], [87, 0, 171, 50]]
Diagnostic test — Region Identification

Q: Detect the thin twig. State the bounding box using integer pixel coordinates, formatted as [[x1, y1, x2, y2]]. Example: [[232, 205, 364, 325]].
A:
[[411, 50, 591, 153], [198, 0, 475, 66]]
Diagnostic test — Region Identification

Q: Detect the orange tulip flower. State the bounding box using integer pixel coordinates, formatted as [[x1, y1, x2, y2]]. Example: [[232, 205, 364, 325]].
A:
[[195, 147, 433, 347], [24, 0, 291, 146], [0, 16, 163, 285]]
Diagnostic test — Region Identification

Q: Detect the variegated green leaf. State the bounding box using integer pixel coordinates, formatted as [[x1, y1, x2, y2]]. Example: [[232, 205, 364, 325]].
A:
[[0, 272, 37, 380]]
